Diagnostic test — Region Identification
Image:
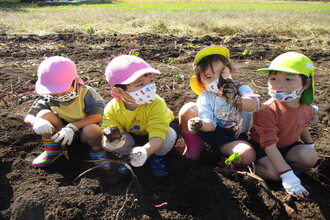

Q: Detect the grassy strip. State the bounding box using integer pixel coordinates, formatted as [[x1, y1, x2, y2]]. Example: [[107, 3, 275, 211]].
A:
[[0, 2, 329, 41]]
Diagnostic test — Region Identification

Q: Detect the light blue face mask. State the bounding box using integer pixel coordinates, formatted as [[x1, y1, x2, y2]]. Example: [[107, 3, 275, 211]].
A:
[[205, 79, 219, 94], [268, 85, 304, 102]]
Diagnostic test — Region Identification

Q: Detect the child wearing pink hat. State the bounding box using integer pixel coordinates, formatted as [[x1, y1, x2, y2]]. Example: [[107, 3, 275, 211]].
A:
[[101, 55, 180, 177], [24, 56, 109, 169], [179, 46, 259, 170]]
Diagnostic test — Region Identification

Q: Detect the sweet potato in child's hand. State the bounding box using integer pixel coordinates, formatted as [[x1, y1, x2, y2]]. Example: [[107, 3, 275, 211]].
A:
[[218, 78, 238, 104], [102, 126, 126, 151], [103, 126, 121, 141], [218, 77, 242, 110]]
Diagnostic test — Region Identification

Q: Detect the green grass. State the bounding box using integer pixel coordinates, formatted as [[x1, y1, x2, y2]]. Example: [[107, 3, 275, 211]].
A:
[[0, 1, 329, 42]]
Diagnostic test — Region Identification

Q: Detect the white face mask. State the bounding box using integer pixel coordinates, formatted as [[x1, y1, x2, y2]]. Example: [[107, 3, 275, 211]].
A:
[[268, 85, 304, 102], [125, 83, 157, 105], [205, 79, 219, 94]]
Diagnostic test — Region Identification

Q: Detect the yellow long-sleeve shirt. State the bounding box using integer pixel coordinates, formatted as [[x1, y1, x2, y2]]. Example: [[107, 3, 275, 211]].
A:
[[101, 95, 175, 141]]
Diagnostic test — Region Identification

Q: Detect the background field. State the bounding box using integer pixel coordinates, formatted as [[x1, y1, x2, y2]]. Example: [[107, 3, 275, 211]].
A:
[[1, 0, 329, 46]]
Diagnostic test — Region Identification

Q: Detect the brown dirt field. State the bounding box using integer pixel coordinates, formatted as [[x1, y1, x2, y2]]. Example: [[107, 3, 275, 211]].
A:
[[0, 33, 329, 220]]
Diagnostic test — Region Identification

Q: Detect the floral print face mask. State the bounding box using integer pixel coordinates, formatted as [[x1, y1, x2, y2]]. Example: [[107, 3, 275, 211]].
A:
[[126, 83, 157, 105], [268, 86, 304, 102]]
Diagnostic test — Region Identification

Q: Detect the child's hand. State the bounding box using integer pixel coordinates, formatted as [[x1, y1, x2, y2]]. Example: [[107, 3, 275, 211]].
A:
[[51, 124, 77, 146], [102, 135, 126, 151], [188, 117, 204, 134], [222, 80, 238, 104], [32, 118, 54, 135], [218, 78, 241, 108], [103, 126, 122, 141], [280, 170, 309, 197], [129, 147, 148, 167]]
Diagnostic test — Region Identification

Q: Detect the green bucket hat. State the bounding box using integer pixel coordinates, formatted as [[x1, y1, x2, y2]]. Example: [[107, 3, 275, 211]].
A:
[[258, 52, 315, 105], [193, 46, 230, 66]]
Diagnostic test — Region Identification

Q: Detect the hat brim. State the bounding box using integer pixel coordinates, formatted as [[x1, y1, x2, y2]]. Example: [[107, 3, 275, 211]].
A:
[[190, 75, 206, 95], [194, 46, 230, 66], [35, 81, 71, 95], [257, 67, 301, 75], [35, 77, 85, 95], [119, 67, 161, 85]]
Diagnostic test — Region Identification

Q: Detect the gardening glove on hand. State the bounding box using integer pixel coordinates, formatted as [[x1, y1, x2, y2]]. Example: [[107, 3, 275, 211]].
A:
[[280, 170, 309, 197], [51, 123, 78, 146], [32, 118, 54, 135], [129, 147, 148, 167], [102, 135, 126, 151], [188, 117, 204, 134]]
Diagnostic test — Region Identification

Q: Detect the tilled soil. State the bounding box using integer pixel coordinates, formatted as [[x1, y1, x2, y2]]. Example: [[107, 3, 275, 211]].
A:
[[0, 33, 329, 220]]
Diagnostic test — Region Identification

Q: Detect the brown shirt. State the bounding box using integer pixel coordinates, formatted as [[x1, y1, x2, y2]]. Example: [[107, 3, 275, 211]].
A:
[[250, 99, 313, 149]]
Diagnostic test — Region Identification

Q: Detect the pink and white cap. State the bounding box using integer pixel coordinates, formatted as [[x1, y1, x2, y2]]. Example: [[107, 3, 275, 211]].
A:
[[105, 55, 160, 87], [35, 56, 84, 95]]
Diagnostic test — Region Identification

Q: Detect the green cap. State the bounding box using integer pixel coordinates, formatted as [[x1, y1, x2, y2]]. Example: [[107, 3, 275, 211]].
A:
[[193, 46, 230, 66], [258, 52, 315, 105], [190, 46, 230, 95]]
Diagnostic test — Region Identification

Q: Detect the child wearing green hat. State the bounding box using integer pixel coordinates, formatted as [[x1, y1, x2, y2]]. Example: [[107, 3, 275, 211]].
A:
[[249, 52, 318, 197], [178, 46, 259, 169]]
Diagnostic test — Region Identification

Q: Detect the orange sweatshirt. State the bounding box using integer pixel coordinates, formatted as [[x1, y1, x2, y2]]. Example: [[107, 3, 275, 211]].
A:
[[250, 99, 313, 149]]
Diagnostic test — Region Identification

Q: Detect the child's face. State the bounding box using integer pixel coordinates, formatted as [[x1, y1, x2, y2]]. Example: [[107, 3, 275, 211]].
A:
[[125, 73, 155, 93], [268, 71, 303, 93], [200, 60, 231, 86]]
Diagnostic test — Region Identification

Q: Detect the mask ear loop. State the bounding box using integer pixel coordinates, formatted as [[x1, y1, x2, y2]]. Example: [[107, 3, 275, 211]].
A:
[[295, 85, 305, 95], [118, 88, 136, 105]]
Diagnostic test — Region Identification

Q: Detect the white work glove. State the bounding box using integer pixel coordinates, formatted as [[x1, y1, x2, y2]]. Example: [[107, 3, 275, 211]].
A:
[[51, 123, 77, 146], [280, 170, 309, 197], [32, 118, 54, 135], [102, 135, 126, 151], [129, 147, 148, 167], [188, 117, 204, 134]]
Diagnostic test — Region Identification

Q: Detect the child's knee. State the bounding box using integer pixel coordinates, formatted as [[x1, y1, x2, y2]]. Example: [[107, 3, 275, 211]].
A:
[[295, 147, 318, 168], [231, 142, 256, 165], [81, 124, 102, 139], [179, 102, 198, 119], [303, 151, 318, 168], [239, 149, 256, 165]]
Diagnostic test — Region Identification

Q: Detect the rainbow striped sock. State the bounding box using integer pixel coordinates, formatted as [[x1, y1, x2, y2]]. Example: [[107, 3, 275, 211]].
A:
[[32, 138, 62, 167], [90, 146, 110, 169]]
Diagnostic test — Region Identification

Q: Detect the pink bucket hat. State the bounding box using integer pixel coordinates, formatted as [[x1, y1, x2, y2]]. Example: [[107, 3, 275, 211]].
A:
[[35, 56, 84, 95], [105, 55, 161, 87]]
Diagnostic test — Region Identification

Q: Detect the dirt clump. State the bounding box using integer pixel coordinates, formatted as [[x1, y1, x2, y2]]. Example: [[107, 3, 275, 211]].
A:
[[0, 33, 329, 219]]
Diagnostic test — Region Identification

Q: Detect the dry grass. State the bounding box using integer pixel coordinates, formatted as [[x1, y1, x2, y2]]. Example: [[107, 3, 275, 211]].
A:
[[0, 1, 329, 44]]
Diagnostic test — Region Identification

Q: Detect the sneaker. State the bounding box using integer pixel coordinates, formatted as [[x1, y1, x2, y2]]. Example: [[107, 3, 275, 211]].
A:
[[149, 154, 168, 177], [118, 159, 131, 174]]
